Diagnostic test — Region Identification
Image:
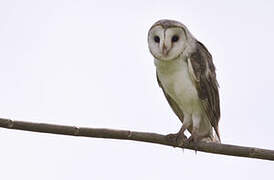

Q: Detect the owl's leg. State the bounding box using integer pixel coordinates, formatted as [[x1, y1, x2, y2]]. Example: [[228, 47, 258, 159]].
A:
[[186, 129, 211, 152], [185, 113, 210, 151], [187, 114, 212, 143], [186, 129, 210, 143], [166, 114, 191, 145]]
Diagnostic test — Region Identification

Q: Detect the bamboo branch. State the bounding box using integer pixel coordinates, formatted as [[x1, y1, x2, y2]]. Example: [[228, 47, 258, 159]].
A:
[[0, 118, 273, 161]]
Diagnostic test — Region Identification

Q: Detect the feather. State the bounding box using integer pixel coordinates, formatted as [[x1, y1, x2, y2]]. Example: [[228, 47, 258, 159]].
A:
[[189, 41, 221, 141]]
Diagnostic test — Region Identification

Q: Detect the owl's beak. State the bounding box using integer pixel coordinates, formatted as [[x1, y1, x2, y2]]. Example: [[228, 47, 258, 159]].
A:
[[162, 43, 168, 56]]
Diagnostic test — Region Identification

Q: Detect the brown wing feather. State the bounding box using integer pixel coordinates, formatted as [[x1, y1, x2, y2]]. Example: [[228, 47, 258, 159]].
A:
[[156, 73, 184, 123], [189, 41, 221, 141]]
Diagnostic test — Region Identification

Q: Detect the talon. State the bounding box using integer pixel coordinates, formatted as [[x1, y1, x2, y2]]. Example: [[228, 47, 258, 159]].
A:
[[177, 134, 187, 146], [166, 133, 187, 146], [186, 135, 193, 143], [185, 135, 198, 152], [193, 137, 198, 153], [166, 133, 178, 145]]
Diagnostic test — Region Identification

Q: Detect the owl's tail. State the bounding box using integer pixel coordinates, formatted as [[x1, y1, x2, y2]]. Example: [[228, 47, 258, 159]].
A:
[[201, 129, 221, 143], [212, 128, 221, 143]]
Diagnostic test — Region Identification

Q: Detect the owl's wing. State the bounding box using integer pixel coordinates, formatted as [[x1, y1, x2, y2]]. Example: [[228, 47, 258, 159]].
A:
[[156, 73, 184, 123], [187, 41, 221, 141]]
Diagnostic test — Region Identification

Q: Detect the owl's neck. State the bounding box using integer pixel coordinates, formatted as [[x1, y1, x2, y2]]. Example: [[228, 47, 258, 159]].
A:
[[154, 54, 187, 74]]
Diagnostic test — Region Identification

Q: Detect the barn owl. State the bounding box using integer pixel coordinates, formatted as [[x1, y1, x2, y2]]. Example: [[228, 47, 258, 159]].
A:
[[148, 19, 221, 145]]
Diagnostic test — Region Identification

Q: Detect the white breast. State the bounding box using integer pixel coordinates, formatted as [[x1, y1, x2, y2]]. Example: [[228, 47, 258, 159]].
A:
[[155, 57, 201, 114], [155, 56, 214, 140]]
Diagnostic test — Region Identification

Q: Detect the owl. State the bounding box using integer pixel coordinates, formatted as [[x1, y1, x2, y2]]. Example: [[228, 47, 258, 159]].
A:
[[147, 19, 221, 145]]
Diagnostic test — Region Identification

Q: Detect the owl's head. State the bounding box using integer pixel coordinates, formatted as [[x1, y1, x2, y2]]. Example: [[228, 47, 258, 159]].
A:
[[148, 19, 194, 61]]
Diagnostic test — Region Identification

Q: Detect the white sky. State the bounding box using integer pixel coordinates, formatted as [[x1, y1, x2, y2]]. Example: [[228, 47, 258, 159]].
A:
[[0, 0, 274, 179]]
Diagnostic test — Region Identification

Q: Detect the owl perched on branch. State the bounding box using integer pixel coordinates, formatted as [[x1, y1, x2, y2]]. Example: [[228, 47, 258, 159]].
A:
[[148, 19, 221, 146]]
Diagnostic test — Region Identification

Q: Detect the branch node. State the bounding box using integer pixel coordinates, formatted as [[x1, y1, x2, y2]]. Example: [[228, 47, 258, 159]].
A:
[[127, 131, 132, 138], [249, 148, 256, 157], [73, 126, 80, 136], [8, 120, 14, 128]]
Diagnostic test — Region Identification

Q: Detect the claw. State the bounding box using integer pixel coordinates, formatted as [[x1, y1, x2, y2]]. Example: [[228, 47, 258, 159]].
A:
[[166, 133, 178, 145], [186, 135, 198, 153], [177, 134, 187, 146], [166, 133, 187, 147]]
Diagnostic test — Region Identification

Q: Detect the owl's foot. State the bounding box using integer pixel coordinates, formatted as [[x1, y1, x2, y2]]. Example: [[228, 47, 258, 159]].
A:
[[166, 132, 187, 146], [186, 131, 210, 152], [186, 134, 199, 152]]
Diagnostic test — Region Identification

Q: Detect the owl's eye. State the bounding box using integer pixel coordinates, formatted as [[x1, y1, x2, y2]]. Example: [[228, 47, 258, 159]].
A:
[[154, 36, 160, 43], [171, 35, 179, 42]]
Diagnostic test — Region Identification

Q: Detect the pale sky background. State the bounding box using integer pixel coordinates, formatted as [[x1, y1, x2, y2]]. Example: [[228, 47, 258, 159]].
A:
[[0, 0, 274, 179]]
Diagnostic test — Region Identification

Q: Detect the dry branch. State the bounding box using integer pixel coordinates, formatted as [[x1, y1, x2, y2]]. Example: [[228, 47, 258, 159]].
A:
[[0, 118, 273, 161]]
